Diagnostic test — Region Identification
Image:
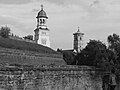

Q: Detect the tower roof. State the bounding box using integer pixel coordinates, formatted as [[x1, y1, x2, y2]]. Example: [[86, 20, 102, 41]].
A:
[[73, 27, 84, 35], [36, 5, 48, 19]]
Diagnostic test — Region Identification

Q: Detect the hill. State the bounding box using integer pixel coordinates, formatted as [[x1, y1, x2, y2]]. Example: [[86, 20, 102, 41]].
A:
[[0, 37, 58, 54], [0, 37, 66, 65]]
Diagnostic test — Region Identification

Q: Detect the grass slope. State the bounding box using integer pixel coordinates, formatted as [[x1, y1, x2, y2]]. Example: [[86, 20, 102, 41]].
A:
[[0, 37, 58, 54]]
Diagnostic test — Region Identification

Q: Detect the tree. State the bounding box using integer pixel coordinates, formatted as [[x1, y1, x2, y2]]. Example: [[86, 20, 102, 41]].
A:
[[76, 40, 110, 69], [0, 26, 11, 38], [108, 33, 120, 52], [107, 33, 120, 65], [23, 35, 33, 40]]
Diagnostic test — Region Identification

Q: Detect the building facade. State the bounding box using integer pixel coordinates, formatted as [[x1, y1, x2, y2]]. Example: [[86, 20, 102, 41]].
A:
[[73, 27, 84, 53], [34, 5, 50, 47]]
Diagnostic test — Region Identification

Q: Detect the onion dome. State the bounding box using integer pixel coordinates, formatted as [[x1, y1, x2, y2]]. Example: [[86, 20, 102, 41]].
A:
[[36, 5, 48, 19]]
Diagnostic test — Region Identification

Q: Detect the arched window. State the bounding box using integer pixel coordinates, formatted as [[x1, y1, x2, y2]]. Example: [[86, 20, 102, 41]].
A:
[[40, 19, 42, 24], [43, 19, 45, 24], [80, 37, 82, 40]]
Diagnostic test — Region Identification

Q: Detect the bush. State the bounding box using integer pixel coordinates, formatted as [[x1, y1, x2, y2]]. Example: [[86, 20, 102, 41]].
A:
[[23, 35, 33, 40]]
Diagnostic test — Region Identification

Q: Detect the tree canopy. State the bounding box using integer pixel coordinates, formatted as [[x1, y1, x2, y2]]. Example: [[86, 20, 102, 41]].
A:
[[108, 33, 120, 65], [0, 26, 11, 38], [76, 40, 111, 69], [108, 33, 120, 52], [74, 33, 120, 70]]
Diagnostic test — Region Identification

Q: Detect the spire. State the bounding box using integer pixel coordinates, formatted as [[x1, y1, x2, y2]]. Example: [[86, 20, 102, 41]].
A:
[[41, 4, 43, 10], [77, 27, 80, 32]]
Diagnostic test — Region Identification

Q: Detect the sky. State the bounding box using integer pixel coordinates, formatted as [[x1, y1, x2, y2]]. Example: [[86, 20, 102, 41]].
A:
[[0, 0, 120, 50]]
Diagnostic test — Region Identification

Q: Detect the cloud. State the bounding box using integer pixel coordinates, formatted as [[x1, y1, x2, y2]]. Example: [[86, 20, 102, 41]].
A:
[[0, 2, 37, 37], [0, 0, 120, 49], [44, 0, 91, 5], [32, 8, 39, 12], [0, 16, 27, 36], [0, 0, 32, 4], [90, 0, 100, 6]]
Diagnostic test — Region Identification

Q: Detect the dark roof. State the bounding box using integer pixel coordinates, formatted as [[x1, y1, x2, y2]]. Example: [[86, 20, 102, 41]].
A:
[[39, 27, 49, 30], [73, 27, 84, 35], [73, 31, 84, 35], [63, 49, 74, 52], [36, 9, 48, 18], [62, 49, 78, 54], [34, 27, 49, 31]]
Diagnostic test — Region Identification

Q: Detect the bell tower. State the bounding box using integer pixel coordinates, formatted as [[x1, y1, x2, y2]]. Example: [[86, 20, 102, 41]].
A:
[[73, 27, 84, 53], [34, 5, 50, 47]]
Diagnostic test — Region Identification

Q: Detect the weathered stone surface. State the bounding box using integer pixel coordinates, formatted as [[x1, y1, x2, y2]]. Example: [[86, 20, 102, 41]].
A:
[[0, 66, 102, 90]]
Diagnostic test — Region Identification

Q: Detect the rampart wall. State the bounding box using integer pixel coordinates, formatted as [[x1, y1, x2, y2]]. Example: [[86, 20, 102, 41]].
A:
[[0, 66, 103, 90]]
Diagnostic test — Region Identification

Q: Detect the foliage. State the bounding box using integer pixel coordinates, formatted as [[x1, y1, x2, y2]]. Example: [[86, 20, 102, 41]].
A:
[[75, 34, 120, 71], [0, 26, 11, 38], [23, 35, 33, 40], [108, 33, 120, 52], [107, 33, 120, 66], [76, 40, 110, 69]]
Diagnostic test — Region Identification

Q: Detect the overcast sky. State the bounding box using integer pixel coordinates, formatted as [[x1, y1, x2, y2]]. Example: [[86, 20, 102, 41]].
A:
[[0, 0, 120, 50]]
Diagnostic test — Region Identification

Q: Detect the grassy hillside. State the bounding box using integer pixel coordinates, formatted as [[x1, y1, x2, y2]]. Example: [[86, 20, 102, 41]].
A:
[[0, 37, 58, 54]]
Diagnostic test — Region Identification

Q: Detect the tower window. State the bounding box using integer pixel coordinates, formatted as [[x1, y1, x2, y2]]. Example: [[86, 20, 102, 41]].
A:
[[43, 19, 45, 24], [80, 37, 82, 40], [40, 19, 42, 24]]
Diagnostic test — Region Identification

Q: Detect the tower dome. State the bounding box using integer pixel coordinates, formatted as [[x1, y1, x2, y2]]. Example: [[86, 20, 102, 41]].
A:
[[36, 5, 48, 19]]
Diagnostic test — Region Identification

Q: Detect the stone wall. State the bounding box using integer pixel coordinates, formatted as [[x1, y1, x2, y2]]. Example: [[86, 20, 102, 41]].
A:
[[0, 66, 103, 90]]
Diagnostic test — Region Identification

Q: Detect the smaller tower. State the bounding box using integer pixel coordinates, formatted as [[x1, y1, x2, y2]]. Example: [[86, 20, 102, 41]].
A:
[[73, 27, 84, 53]]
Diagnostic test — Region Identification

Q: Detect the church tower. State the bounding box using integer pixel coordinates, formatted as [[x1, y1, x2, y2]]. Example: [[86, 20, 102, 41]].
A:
[[34, 5, 50, 47], [73, 27, 84, 53]]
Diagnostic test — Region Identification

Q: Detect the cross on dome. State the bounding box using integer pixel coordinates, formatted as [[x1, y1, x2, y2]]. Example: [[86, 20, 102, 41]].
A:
[[78, 27, 80, 32], [41, 4, 43, 10], [77, 26, 81, 33]]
